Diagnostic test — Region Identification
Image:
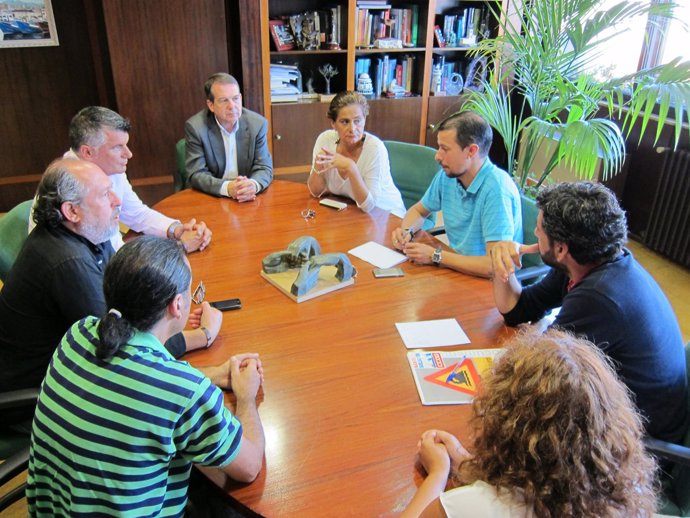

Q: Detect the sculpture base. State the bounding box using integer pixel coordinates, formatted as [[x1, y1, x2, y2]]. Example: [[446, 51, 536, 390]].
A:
[[261, 267, 354, 303]]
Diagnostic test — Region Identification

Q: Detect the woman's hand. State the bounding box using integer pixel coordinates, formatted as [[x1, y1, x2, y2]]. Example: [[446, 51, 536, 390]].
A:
[[417, 430, 452, 478], [431, 430, 472, 472], [315, 147, 356, 179]]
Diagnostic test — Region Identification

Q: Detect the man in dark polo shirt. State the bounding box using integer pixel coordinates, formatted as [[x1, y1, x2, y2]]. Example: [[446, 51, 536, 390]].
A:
[[490, 182, 688, 444], [0, 158, 220, 406]]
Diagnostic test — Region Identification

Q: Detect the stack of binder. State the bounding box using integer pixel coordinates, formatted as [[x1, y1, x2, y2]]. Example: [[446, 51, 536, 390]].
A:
[[270, 64, 302, 103]]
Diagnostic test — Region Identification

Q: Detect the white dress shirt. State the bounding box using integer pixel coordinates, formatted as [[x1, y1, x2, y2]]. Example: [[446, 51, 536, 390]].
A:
[[216, 117, 260, 197], [29, 150, 177, 251]]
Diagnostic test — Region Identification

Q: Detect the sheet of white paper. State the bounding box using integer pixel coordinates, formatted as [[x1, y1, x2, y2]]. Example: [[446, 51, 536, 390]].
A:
[[395, 318, 470, 349], [348, 241, 407, 269]]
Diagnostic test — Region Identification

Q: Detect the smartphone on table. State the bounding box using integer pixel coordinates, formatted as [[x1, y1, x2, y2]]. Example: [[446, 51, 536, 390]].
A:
[[372, 267, 404, 278], [210, 298, 242, 311]]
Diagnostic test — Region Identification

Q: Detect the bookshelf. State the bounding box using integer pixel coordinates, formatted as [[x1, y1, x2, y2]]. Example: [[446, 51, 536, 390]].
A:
[[258, 0, 510, 173]]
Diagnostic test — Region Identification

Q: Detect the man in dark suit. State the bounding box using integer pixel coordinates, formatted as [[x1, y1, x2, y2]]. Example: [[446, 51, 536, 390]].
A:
[[184, 72, 273, 201]]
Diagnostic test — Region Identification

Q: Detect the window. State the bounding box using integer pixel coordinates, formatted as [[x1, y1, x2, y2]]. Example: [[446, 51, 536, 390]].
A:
[[585, 0, 648, 80], [584, 0, 689, 80], [660, 1, 690, 64]]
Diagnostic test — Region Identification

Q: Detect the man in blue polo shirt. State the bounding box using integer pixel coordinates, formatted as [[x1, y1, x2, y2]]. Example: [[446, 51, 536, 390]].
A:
[[391, 111, 521, 278]]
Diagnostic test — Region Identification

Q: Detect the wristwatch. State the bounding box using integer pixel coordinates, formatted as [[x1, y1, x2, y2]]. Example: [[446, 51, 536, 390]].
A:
[[167, 221, 182, 240], [200, 326, 212, 348], [432, 247, 443, 266]]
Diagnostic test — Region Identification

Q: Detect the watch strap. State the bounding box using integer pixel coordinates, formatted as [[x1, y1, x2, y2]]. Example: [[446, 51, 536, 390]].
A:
[[167, 221, 182, 240], [200, 326, 212, 348]]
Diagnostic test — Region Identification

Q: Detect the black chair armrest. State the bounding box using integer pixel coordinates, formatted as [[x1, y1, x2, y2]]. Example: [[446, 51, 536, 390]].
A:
[[0, 448, 31, 512], [425, 231, 549, 285], [515, 264, 552, 283], [0, 388, 39, 410], [428, 226, 446, 236], [644, 436, 690, 466], [0, 483, 27, 512], [0, 446, 30, 483], [0, 389, 37, 511]]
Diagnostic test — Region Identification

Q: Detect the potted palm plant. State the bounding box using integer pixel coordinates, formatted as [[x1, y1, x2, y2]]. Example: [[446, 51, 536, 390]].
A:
[[461, 0, 690, 193]]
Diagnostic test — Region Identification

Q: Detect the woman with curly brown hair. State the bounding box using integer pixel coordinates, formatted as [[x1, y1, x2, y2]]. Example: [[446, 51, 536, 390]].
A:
[[400, 329, 658, 518]]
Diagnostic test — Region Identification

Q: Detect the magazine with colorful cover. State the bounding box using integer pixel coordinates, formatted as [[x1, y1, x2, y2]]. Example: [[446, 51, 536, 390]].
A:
[[407, 349, 502, 405]]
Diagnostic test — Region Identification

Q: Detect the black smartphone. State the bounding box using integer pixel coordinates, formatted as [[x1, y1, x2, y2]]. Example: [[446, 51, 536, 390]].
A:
[[210, 298, 242, 311]]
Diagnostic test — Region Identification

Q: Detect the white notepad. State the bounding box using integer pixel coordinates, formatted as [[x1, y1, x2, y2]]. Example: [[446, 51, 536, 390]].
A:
[[395, 318, 470, 349], [348, 241, 407, 269]]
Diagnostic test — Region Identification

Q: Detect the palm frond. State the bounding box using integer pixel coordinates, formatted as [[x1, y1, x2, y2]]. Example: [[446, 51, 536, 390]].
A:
[[608, 58, 690, 147], [462, 79, 522, 177], [458, 0, 688, 192], [525, 118, 625, 186]]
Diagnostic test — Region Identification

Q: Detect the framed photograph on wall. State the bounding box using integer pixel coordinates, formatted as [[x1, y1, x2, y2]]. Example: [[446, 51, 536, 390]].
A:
[[269, 20, 295, 52], [0, 0, 59, 48]]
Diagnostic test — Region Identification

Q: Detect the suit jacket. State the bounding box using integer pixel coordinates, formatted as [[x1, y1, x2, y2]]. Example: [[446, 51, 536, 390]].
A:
[[184, 108, 273, 196]]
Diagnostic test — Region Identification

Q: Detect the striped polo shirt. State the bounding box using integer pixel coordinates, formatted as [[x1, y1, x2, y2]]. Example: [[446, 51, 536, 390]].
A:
[[421, 159, 522, 256], [27, 316, 243, 517]]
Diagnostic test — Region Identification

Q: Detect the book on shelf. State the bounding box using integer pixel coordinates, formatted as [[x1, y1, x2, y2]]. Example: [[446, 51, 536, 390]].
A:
[[390, 7, 413, 46], [356, 53, 414, 97], [442, 14, 456, 46], [270, 64, 302, 103], [357, 8, 389, 47], [373, 57, 383, 97], [461, 7, 479, 45], [355, 57, 372, 80], [271, 92, 300, 103], [356, 1, 391, 7], [429, 56, 466, 95], [272, 8, 342, 51], [401, 8, 410, 46], [410, 4, 419, 47], [435, 6, 487, 48], [434, 25, 445, 48], [356, 6, 416, 48]]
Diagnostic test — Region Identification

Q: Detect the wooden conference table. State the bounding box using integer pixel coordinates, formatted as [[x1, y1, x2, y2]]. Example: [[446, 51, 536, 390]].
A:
[[154, 180, 512, 518]]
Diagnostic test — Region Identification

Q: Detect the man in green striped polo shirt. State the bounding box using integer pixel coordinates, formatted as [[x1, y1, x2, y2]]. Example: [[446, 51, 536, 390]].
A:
[[27, 237, 265, 516]]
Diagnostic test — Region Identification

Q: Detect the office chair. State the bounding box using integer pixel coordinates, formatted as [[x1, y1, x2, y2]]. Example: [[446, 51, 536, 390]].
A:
[[0, 200, 33, 282], [0, 388, 39, 512], [174, 138, 187, 192], [644, 341, 690, 517], [383, 140, 439, 230]]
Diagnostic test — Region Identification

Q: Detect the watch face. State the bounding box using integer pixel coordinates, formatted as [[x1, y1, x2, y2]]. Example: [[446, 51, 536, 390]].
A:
[[432, 249, 442, 264]]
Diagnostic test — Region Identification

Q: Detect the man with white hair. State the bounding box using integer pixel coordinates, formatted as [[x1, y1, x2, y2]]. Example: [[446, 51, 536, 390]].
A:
[[1, 159, 221, 403]]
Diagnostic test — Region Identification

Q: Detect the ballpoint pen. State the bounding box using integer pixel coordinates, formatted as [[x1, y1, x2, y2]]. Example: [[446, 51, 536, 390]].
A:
[[446, 356, 467, 384]]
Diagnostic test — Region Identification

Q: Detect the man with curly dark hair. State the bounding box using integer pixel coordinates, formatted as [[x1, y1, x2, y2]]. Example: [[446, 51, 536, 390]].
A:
[[401, 329, 658, 517], [490, 181, 688, 444]]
